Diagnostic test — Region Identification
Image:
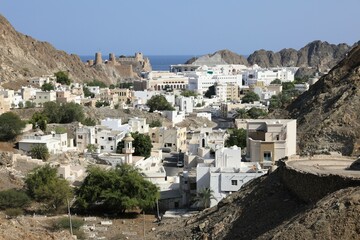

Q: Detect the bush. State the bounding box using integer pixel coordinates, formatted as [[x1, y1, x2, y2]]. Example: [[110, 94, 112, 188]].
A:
[[0, 189, 31, 209], [55, 71, 71, 85], [53, 217, 84, 231], [5, 208, 23, 218], [0, 112, 26, 141]]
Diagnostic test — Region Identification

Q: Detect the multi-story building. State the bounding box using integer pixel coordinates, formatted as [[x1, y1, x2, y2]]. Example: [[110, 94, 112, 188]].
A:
[[246, 119, 297, 167], [75, 126, 96, 152], [128, 117, 149, 134], [175, 96, 194, 114], [149, 127, 187, 152], [196, 145, 267, 207], [145, 71, 189, 91], [34, 91, 56, 107], [187, 68, 243, 94], [111, 88, 132, 104], [243, 67, 297, 86]]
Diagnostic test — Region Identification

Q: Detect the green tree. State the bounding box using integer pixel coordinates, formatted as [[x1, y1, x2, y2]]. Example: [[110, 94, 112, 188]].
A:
[[116, 132, 153, 158], [181, 90, 198, 97], [95, 100, 110, 108], [82, 117, 96, 126], [0, 189, 31, 210], [234, 108, 249, 119], [25, 165, 73, 212], [225, 128, 247, 148], [86, 144, 98, 153], [30, 144, 50, 161], [204, 85, 216, 98], [247, 107, 267, 119], [195, 188, 216, 209], [149, 119, 162, 128], [270, 78, 282, 84], [41, 83, 55, 91], [282, 81, 295, 91], [55, 126, 67, 134], [42, 102, 62, 123], [18, 102, 24, 109], [75, 165, 159, 214], [87, 79, 107, 88], [0, 112, 26, 141], [25, 100, 36, 108], [83, 87, 94, 98], [146, 95, 174, 112], [30, 112, 48, 131], [60, 102, 85, 123], [55, 71, 71, 85], [241, 91, 260, 103]]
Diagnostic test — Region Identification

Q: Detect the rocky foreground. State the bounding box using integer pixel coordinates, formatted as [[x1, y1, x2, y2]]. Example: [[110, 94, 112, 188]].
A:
[[151, 168, 360, 240]]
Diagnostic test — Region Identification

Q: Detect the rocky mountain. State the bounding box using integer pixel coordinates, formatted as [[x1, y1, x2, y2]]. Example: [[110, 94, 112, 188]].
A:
[[282, 44, 360, 156], [0, 15, 145, 88], [186, 49, 248, 66], [153, 168, 360, 240], [186, 41, 353, 77]]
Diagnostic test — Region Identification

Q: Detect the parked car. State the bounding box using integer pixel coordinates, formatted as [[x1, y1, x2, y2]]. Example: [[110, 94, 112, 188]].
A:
[[177, 161, 184, 167]]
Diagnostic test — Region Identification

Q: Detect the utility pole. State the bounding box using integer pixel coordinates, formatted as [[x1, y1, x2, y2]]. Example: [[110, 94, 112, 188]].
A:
[[67, 198, 73, 236], [143, 210, 146, 240]]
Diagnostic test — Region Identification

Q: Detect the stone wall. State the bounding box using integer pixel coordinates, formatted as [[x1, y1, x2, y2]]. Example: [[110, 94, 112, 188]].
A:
[[278, 157, 360, 203]]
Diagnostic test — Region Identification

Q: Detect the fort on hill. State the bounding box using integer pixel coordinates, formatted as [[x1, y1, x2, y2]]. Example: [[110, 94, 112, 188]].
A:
[[86, 52, 152, 80]]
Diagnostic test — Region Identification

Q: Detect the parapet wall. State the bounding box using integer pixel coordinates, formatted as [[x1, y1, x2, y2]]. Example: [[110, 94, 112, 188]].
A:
[[278, 156, 360, 203]]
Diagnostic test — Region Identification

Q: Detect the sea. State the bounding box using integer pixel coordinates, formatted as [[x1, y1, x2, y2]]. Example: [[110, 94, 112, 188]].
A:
[[79, 55, 195, 71]]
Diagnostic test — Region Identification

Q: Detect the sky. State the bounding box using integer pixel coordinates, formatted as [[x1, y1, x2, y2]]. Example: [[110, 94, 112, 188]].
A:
[[0, 0, 359, 56]]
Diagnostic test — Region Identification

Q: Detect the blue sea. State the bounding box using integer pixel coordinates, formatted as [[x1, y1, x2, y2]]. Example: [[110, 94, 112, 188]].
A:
[[80, 55, 195, 71]]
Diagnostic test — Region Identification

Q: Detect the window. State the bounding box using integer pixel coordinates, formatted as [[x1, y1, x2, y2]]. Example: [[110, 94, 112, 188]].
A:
[[78, 135, 83, 139], [110, 146, 113, 150], [231, 180, 237, 186], [101, 146, 105, 150], [264, 152, 272, 161]]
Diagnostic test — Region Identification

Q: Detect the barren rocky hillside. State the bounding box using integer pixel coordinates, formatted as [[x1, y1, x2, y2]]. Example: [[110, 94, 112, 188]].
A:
[[284, 44, 360, 156], [0, 15, 141, 87], [152, 164, 360, 240], [186, 41, 353, 77]]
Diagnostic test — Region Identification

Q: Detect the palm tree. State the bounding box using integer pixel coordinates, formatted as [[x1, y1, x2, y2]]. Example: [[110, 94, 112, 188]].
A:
[[233, 108, 249, 119], [195, 188, 216, 209], [30, 144, 50, 161]]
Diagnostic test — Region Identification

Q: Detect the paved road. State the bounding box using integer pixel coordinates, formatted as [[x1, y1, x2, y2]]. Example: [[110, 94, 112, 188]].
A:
[[162, 152, 184, 176]]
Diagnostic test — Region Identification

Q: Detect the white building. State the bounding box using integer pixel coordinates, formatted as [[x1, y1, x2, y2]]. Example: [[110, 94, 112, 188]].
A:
[[95, 126, 125, 153], [75, 126, 96, 152], [196, 145, 267, 207], [175, 96, 194, 114], [128, 117, 149, 134], [186, 65, 243, 94], [246, 119, 297, 167], [243, 67, 297, 86], [19, 133, 68, 154]]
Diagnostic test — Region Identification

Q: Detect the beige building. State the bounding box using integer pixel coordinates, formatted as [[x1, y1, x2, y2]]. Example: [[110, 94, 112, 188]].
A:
[[147, 71, 189, 91], [34, 91, 57, 107], [111, 88, 133, 104], [56, 90, 76, 103], [0, 95, 11, 114], [149, 127, 187, 152], [246, 119, 296, 167]]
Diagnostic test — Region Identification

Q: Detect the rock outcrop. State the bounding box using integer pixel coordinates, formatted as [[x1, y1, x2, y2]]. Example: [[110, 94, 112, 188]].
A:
[[284, 44, 360, 156], [186, 49, 248, 66], [186, 41, 353, 77]]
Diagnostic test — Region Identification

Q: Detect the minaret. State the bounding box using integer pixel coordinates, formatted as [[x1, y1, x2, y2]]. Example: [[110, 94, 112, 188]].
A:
[[122, 133, 135, 164]]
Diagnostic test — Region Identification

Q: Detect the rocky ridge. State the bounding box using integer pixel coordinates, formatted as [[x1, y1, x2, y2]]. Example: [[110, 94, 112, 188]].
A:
[[187, 41, 353, 76], [283, 44, 360, 156], [0, 15, 145, 87]]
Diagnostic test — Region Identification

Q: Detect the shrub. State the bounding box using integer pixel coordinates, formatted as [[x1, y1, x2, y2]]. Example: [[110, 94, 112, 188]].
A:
[[53, 217, 84, 231], [0, 189, 31, 209], [5, 208, 23, 218]]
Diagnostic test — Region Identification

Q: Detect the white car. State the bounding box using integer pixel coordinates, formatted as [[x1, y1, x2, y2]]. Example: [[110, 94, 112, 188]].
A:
[[176, 161, 184, 167]]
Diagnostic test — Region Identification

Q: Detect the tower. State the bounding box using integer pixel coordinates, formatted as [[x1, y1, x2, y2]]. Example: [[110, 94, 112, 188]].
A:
[[95, 52, 102, 65], [122, 133, 135, 164]]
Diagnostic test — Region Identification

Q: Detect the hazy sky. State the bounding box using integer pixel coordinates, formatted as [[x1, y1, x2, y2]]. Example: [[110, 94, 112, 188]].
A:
[[1, 0, 359, 56]]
